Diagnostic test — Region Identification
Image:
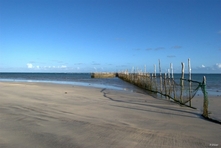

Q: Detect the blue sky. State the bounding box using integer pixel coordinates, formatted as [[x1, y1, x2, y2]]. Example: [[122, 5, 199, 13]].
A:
[[0, 0, 221, 73]]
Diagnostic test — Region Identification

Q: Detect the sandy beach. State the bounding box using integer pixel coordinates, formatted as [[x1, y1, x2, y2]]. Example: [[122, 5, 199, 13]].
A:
[[0, 82, 220, 148]]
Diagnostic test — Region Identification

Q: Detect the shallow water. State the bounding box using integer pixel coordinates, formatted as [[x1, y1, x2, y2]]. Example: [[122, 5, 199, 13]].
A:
[[0, 73, 220, 96]]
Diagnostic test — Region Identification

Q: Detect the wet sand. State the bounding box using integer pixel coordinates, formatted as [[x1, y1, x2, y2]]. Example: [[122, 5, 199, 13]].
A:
[[0, 82, 220, 148]]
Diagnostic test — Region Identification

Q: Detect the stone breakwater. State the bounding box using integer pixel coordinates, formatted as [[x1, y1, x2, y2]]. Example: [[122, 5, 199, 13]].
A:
[[91, 73, 117, 78]]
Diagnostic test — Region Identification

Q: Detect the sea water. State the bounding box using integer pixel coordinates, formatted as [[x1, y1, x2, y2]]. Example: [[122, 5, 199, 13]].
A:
[[0, 73, 220, 96], [0, 73, 139, 92]]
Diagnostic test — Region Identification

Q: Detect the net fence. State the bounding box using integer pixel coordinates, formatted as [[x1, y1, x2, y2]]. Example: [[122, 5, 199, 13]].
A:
[[118, 73, 205, 107]]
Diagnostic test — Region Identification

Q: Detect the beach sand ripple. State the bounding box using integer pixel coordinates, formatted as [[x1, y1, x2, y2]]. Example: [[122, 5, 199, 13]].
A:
[[0, 82, 220, 148]]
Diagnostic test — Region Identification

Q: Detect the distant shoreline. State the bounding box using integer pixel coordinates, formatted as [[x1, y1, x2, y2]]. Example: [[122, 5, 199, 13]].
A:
[[0, 76, 220, 97], [0, 72, 220, 74]]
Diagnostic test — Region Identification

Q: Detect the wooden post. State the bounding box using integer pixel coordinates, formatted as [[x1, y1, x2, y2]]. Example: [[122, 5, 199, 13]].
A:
[[168, 69, 171, 97], [159, 59, 162, 94], [170, 63, 176, 100], [134, 71, 136, 84], [188, 58, 192, 107], [154, 64, 157, 91], [168, 69, 170, 78], [151, 64, 155, 91], [145, 69, 147, 89], [180, 62, 185, 103], [144, 65, 146, 74], [164, 73, 167, 99], [202, 76, 208, 118], [138, 71, 140, 87], [150, 73, 153, 90], [170, 63, 174, 79]]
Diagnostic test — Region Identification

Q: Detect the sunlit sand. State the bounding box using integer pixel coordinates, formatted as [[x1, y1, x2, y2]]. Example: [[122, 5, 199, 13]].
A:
[[0, 82, 220, 148]]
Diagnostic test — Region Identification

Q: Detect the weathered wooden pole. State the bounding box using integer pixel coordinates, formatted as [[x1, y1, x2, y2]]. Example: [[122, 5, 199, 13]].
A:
[[170, 63, 174, 79], [168, 69, 170, 78], [133, 67, 136, 83], [150, 73, 153, 90], [170, 63, 176, 100], [180, 62, 185, 103], [136, 67, 138, 84], [168, 68, 171, 97], [144, 65, 146, 74], [164, 73, 167, 99], [202, 76, 208, 118], [188, 58, 192, 107], [159, 59, 162, 94], [154, 64, 157, 91], [145, 74, 148, 89]]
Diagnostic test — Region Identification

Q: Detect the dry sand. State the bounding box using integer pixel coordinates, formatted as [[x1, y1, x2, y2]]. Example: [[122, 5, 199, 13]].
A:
[[0, 82, 220, 148]]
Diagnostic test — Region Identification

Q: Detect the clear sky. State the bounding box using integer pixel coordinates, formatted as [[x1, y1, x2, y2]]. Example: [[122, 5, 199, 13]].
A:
[[0, 0, 221, 73]]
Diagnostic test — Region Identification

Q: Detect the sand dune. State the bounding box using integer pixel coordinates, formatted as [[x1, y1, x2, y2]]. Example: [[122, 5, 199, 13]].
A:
[[0, 82, 220, 148]]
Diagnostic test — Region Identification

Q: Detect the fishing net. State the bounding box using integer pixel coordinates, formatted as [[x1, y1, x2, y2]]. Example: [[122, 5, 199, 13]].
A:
[[150, 77, 201, 104], [118, 73, 204, 106]]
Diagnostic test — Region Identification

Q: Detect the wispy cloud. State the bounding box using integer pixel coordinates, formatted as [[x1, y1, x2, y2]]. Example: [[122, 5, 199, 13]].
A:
[[194, 63, 221, 72], [155, 47, 165, 50], [26, 64, 69, 70], [43, 66, 51, 69], [171, 45, 182, 49], [92, 63, 100, 65], [61, 65, 67, 68], [133, 48, 141, 51], [146, 48, 152, 51], [92, 61, 101, 65], [167, 55, 176, 58], [116, 65, 127, 67], [215, 63, 221, 68], [218, 30, 221, 34], [27, 63, 33, 68]]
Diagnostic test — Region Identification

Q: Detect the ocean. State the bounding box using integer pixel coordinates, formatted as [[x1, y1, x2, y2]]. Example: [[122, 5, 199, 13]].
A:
[[0, 73, 220, 97]]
